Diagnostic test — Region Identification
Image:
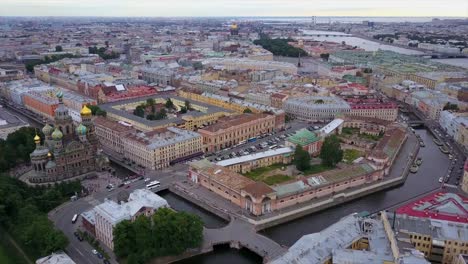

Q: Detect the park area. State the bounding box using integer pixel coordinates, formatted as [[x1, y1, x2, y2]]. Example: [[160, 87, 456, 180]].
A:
[[242, 162, 333, 186], [341, 127, 383, 141], [343, 149, 364, 164]]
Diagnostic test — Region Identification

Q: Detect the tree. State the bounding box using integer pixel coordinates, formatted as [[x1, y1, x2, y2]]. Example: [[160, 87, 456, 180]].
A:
[[113, 220, 135, 258], [319, 135, 343, 167], [165, 98, 174, 109], [294, 146, 311, 171], [146, 98, 155, 106], [55, 45, 63, 52], [87, 105, 107, 117], [113, 208, 203, 261], [184, 100, 191, 110], [133, 105, 145, 118], [443, 102, 459, 111], [193, 61, 203, 70], [320, 53, 330, 61], [243, 108, 253, 113], [180, 106, 188, 114], [155, 108, 167, 120]]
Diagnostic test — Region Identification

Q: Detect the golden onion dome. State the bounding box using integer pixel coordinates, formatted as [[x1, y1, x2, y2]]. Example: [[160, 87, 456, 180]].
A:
[[34, 134, 40, 142], [231, 23, 238, 29], [80, 105, 92, 116], [47, 152, 52, 158]]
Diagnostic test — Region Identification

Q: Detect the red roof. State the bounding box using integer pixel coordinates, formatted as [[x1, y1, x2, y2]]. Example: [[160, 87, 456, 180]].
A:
[[396, 192, 468, 224]]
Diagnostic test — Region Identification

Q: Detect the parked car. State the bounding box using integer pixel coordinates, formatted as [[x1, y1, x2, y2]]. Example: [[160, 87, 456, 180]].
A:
[[92, 249, 98, 255], [103, 260, 111, 264], [144, 178, 150, 182], [97, 253, 103, 259], [117, 183, 124, 188]]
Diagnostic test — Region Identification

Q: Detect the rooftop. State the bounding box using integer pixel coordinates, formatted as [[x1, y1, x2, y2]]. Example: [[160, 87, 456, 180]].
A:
[[287, 128, 320, 146], [100, 94, 234, 127], [396, 192, 468, 223], [36, 252, 76, 264], [216, 147, 293, 167], [125, 127, 201, 150], [94, 189, 168, 225], [200, 113, 271, 133], [271, 213, 394, 264]]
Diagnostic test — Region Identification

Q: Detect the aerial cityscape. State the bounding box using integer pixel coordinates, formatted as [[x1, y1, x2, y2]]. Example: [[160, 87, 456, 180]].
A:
[[0, 1, 467, 264]]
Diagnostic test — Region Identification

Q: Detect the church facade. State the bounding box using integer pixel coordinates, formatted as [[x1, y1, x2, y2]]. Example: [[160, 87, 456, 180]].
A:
[[29, 91, 106, 183]]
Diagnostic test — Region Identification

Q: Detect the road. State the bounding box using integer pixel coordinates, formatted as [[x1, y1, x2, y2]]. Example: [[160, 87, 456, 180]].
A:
[[49, 164, 188, 264]]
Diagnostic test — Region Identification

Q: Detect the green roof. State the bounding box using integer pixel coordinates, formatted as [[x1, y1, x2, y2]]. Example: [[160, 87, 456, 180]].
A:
[[287, 129, 320, 146]]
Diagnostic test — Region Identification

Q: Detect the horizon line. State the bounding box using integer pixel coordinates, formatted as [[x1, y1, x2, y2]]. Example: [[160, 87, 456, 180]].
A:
[[1, 15, 467, 18]]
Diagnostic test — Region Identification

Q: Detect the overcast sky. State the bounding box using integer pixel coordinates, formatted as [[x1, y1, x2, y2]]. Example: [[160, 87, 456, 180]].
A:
[[1, 0, 467, 17]]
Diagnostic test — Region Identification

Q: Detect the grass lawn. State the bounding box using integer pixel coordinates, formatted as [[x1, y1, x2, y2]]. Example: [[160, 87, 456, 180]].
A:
[[243, 163, 286, 180], [0, 235, 29, 264], [243, 164, 293, 185], [343, 149, 364, 164], [302, 164, 333, 175], [263, 175, 294, 185]]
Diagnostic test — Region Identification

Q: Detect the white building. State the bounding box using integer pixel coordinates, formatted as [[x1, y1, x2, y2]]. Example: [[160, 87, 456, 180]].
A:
[[439, 111, 468, 146], [284, 96, 350, 121], [94, 189, 168, 249], [36, 252, 76, 264]]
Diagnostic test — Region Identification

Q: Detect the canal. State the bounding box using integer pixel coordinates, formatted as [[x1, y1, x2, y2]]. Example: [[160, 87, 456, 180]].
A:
[[182, 127, 450, 263], [13, 106, 450, 263], [157, 190, 227, 229], [262, 128, 450, 246]]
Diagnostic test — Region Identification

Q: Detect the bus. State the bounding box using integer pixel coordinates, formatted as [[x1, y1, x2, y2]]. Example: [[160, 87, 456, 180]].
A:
[[146, 180, 161, 190], [247, 137, 257, 143], [269, 144, 277, 149], [72, 214, 78, 224]]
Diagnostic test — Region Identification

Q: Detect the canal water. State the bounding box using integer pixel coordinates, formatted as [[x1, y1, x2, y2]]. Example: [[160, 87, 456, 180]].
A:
[[180, 128, 450, 263], [262, 128, 449, 246], [175, 245, 262, 264], [157, 190, 228, 229]]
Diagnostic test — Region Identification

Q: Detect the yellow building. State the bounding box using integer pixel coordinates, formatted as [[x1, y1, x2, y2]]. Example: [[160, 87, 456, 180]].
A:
[[216, 147, 293, 174], [100, 95, 234, 132], [122, 127, 203, 170]]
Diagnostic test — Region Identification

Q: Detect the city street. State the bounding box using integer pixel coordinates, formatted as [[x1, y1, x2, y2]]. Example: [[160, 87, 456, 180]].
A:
[[48, 164, 188, 264]]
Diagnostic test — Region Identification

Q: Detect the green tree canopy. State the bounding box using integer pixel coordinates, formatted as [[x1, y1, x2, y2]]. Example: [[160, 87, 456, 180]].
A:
[[113, 208, 203, 263], [184, 100, 191, 110], [294, 146, 311, 171], [146, 98, 155, 106], [55, 45, 63, 52], [243, 108, 253, 113], [0, 176, 80, 259], [133, 105, 145, 118], [165, 98, 174, 109], [319, 135, 343, 167]]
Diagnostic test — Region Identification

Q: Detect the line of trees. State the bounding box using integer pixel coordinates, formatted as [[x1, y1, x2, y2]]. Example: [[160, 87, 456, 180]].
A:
[[0, 176, 82, 259], [25, 53, 78, 72], [113, 208, 203, 264], [88, 46, 120, 60], [86, 104, 107, 117], [253, 34, 307, 57], [0, 127, 39, 172]]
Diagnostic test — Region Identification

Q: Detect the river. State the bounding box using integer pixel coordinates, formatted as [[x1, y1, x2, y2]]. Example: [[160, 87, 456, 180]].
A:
[[178, 127, 450, 263]]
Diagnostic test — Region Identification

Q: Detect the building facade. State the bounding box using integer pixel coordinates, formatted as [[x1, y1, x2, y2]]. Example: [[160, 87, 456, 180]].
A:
[[94, 117, 135, 155], [284, 96, 351, 121], [198, 113, 276, 153], [122, 127, 203, 170], [216, 147, 294, 174], [94, 189, 168, 249], [29, 92, 105, 183]]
